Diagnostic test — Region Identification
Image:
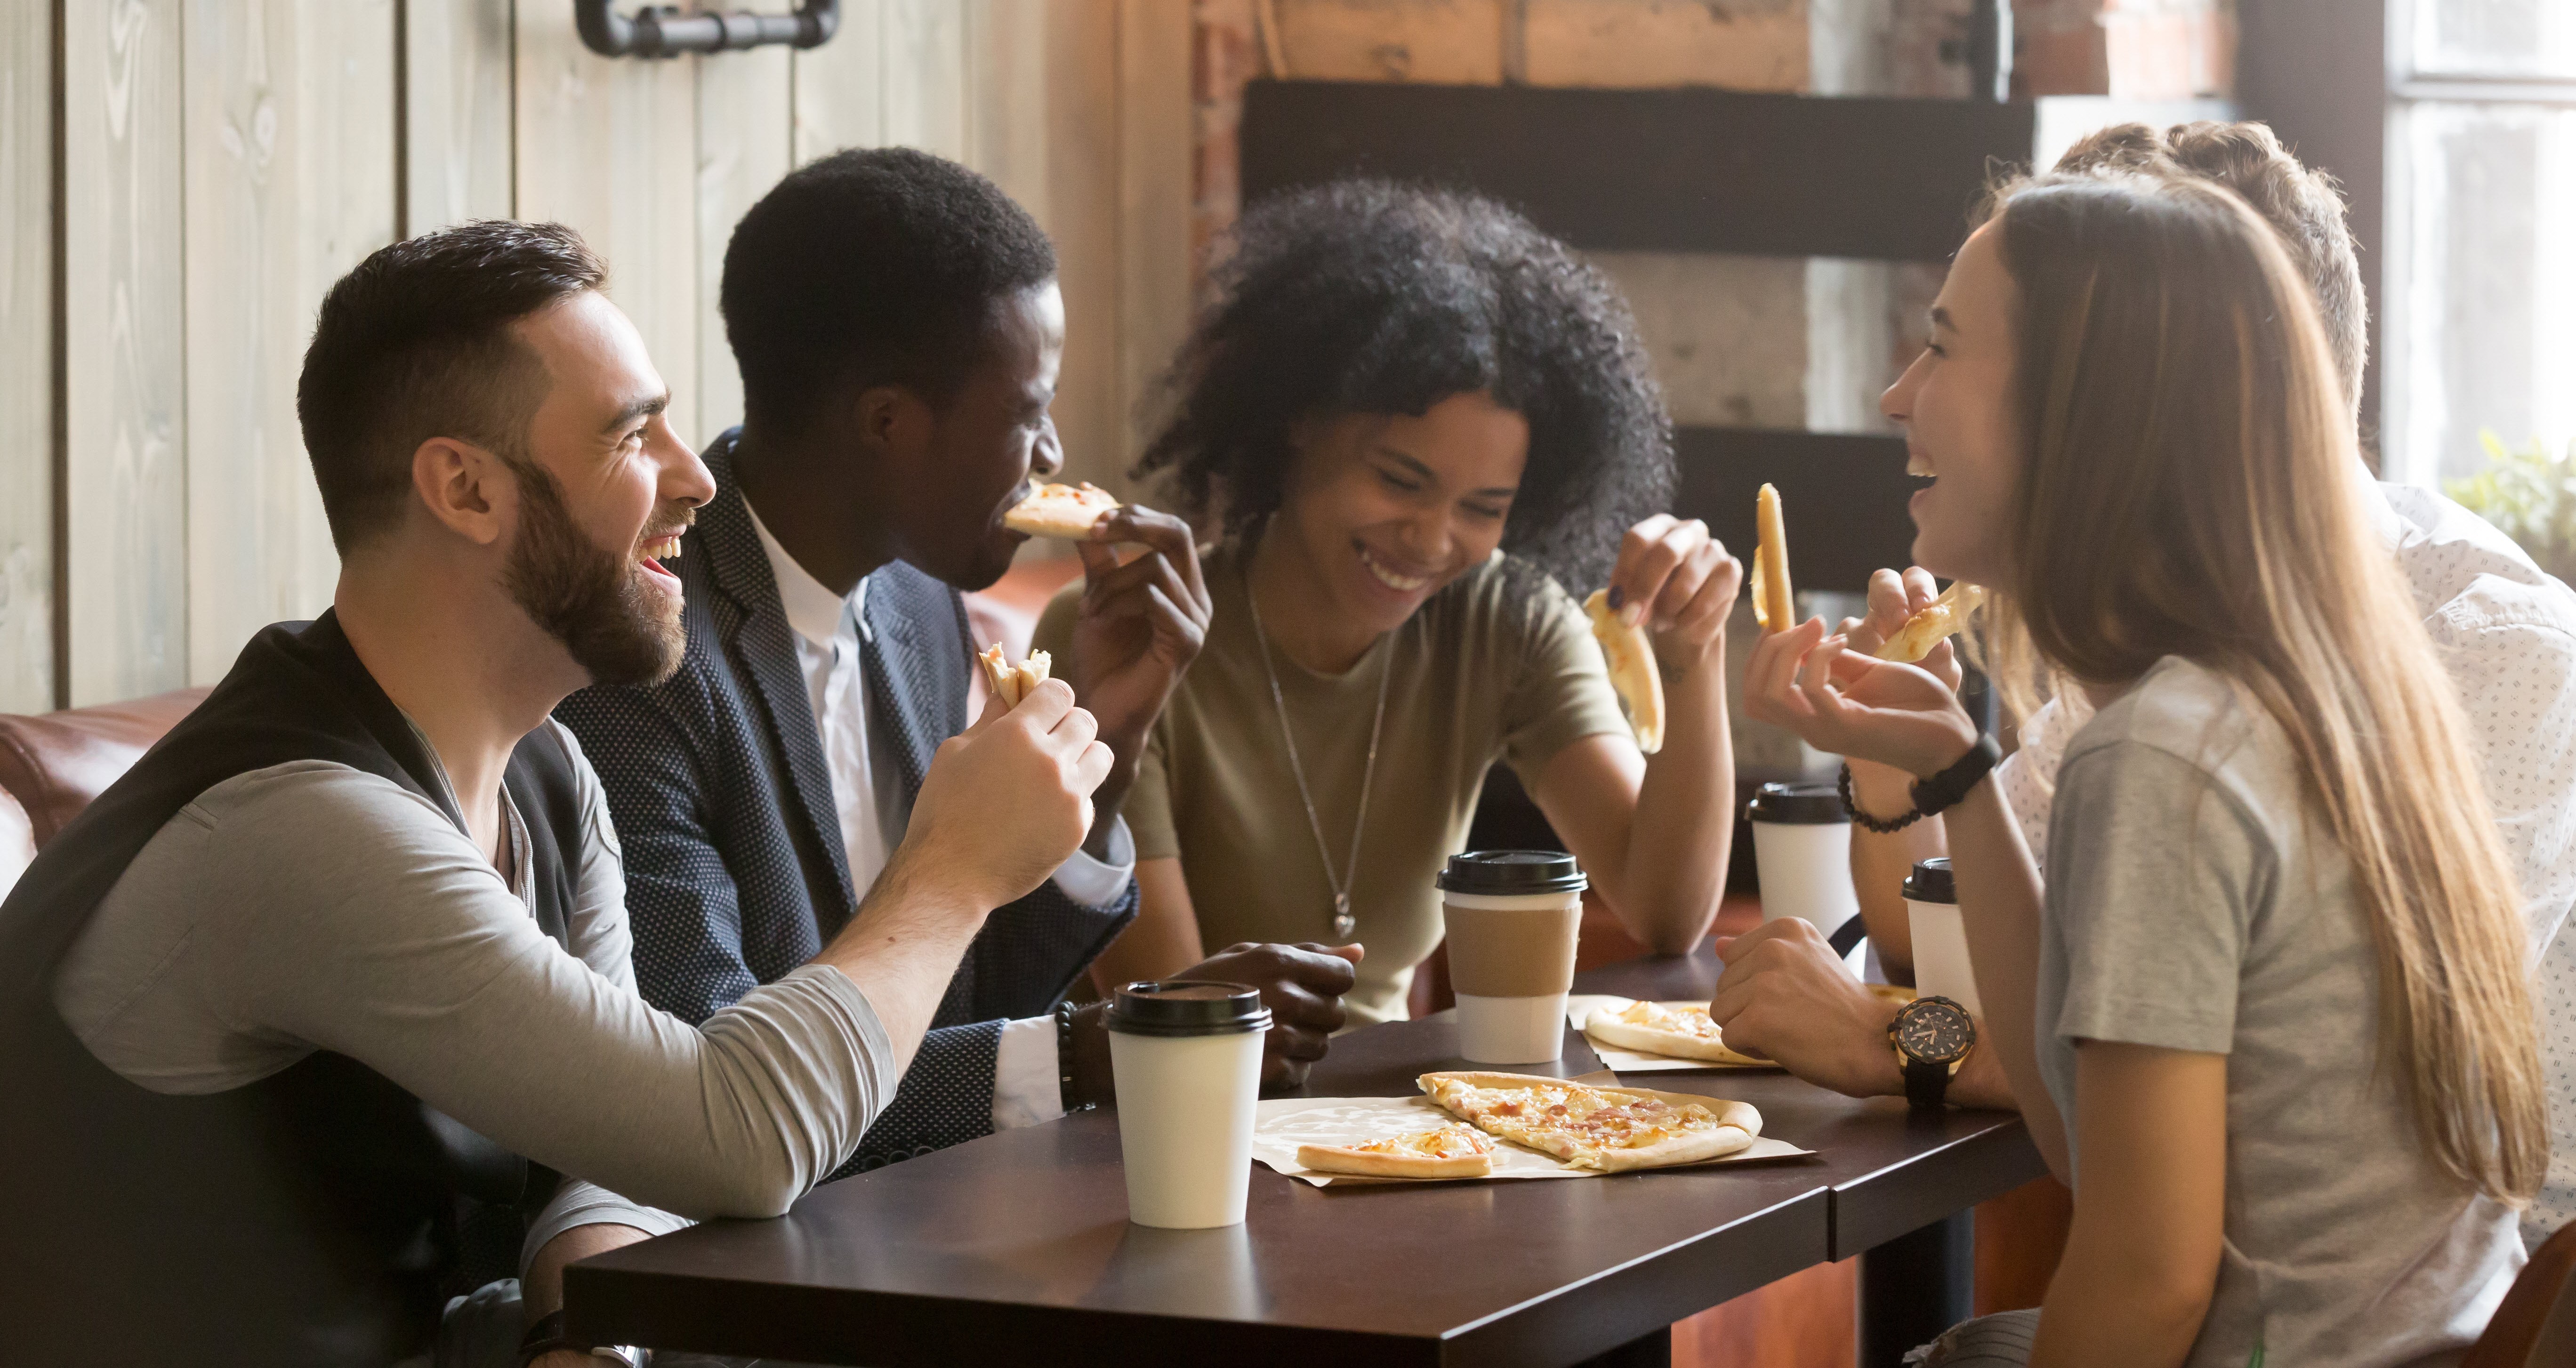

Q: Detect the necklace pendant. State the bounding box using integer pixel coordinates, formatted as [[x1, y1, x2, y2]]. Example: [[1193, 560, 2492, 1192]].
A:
[[1331, 893, 1356, 941]]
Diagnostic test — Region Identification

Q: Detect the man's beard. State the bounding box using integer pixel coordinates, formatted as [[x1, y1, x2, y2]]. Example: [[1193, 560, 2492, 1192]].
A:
[[501, 458, 687, 687]]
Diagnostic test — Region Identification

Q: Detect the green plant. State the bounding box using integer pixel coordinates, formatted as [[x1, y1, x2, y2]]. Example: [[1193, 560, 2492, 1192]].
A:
[[2443, 430, 2576, 585]]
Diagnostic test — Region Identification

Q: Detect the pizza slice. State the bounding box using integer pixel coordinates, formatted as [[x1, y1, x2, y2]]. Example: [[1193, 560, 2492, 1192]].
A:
[[1584, 589, 1665, 755], [977, 643, 1054, 707], [1418, 1071, 1761, 1173], [1875, 581, 1985, 664], [1003, 481, 1122, 539], [1294, 1124, 1498, 1179], [1750, 483, 1795, 633], [1583, 999, 1767, 1066]]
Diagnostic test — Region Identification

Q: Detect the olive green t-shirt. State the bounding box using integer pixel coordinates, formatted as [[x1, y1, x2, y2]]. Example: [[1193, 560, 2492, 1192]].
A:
[[1034, 542, 1630, 1024]]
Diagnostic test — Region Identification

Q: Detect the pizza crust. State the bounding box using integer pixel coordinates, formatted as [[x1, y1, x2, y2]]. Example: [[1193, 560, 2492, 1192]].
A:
[[1417, 1070, 1763, 1173], [1583, 1002, 1767, 1066], [1876, 581, 1985, 664], [1003, 482, 1122, 539], [1751, 483, 1795, 633], [977, 644, 1053, 707], [1295, 1127, 1497, 1179], [1584, 590, 1665, 755]]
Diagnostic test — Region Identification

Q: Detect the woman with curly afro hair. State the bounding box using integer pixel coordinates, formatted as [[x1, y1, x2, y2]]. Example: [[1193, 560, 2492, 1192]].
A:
[[1038, 181, 1743, 1025]]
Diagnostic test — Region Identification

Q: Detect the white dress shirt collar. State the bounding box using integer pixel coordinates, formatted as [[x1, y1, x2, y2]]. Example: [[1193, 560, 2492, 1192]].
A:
[[742, 498, 867, 648]]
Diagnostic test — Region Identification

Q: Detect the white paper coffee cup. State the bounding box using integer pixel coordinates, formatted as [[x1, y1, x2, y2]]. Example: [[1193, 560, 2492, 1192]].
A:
[[1438, 851, 1588, 1065], [1903, 857, 1981, 1016], [1107, 981, 1271, 1229], [1747, 782, 1861, 939]]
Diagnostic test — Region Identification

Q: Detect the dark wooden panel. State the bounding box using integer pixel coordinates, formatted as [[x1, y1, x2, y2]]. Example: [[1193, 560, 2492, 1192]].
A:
[[1671, 427, 1916, 597], [1239, 80, 2035, 261]]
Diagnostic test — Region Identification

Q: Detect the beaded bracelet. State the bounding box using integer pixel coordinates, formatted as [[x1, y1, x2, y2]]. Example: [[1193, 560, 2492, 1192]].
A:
[[1056, 999, 1097, 1113], [1837, 761, 1928, 834]]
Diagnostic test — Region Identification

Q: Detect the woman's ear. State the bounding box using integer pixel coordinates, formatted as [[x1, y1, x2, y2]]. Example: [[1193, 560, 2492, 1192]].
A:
[[409, 437, 512, 547]]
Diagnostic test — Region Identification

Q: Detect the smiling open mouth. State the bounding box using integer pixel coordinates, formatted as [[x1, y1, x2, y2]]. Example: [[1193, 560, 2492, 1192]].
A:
[[1356, 544, 1432, 593], [637, 533, 684, 579]]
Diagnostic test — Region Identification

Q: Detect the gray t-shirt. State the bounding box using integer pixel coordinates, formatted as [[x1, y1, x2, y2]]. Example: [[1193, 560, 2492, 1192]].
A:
[[50, 721, 899, 1231], [2040, 657, 2523, 1368]]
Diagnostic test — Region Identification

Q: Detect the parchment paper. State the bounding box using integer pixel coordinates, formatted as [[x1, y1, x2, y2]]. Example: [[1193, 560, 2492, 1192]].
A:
[[1251, 1090, 1813, 1187]]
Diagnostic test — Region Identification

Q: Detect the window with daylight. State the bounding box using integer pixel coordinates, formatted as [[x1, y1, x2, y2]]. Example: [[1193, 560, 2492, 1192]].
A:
[[2388, 0, 2576, 482]]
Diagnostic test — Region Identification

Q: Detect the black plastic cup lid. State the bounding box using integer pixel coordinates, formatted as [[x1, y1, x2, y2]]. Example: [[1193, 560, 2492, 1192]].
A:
[[1436, 849, 1588, 895], [1902, 857, 1956, 903], [1105, 981, 1272, 1037], [1745, 781, 1848, 825]]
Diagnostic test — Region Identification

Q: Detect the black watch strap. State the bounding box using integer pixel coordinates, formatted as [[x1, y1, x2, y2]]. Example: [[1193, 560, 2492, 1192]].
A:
[[1902, 1054, 1953, 1110], [1908, 732, 2001, 819]]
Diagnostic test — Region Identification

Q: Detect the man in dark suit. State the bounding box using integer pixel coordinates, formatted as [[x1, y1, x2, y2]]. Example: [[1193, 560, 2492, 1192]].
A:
[[553, 150, 1356, 1228]]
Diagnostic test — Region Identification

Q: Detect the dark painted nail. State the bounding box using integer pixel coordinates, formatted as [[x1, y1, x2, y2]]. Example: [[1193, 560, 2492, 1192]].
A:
[[1606, 585, 1626, 610]]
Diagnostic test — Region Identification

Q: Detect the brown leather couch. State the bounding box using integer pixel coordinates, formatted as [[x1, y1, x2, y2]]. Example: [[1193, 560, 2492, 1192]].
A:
[[0, 688, 210, 895]]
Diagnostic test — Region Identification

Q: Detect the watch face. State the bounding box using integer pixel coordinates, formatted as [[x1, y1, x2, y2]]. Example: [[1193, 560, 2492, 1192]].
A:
[[1896, 999, 1974, 1064]]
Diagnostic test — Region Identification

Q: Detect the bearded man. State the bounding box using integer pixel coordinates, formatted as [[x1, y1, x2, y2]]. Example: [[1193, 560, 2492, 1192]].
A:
[[0, 220, 1111, 1367]]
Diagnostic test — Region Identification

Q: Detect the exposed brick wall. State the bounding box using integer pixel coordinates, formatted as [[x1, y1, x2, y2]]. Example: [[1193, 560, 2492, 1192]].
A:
[[2015, 0, 2238, 98]]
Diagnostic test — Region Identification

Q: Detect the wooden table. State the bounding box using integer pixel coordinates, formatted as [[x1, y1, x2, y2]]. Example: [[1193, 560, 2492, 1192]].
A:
[[567, 948, 2043, 1367]]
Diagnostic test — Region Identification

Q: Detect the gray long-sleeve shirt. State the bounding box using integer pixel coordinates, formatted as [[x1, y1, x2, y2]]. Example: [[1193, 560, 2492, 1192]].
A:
[[48, 721, 897, 1232]]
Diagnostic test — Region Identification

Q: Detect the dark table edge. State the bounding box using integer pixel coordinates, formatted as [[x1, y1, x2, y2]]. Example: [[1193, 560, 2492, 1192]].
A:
[[1826, 1114, 2047, 1259], [1443, 1185, 1831, 1368], [563, 1263, 1418, 1367]]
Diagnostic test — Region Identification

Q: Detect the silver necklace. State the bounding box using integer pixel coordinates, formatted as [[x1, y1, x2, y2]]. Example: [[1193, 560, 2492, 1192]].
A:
[[1245, 561, 1393, 940]]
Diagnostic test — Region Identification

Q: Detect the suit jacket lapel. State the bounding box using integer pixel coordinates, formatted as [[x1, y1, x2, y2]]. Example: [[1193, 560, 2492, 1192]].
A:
[[698, 432, 858, 914], [861, 572, 948, 800]]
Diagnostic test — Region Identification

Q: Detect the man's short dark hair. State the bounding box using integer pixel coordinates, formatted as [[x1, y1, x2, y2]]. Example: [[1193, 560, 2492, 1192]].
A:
[[720, 147, 1056, 440], [2056, 121, 2368, 411], [297, 221, 606, 552]]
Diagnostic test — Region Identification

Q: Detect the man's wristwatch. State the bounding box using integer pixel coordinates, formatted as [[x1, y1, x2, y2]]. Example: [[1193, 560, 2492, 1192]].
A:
[[517, 1310, 644, 1368], [1887, 995, 1977, 1110]]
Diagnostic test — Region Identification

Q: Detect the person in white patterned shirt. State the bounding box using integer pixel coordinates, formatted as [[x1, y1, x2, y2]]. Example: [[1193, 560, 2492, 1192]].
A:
[[1709, 121, 2576, 1252]]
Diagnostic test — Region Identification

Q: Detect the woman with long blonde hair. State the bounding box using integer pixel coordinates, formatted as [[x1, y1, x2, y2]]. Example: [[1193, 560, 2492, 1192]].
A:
[[1746, 170, 2544, 1368]]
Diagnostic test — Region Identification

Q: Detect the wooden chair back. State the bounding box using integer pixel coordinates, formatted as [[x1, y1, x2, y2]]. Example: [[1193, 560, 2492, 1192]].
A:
[[2463, 1221, 2576, 1368]]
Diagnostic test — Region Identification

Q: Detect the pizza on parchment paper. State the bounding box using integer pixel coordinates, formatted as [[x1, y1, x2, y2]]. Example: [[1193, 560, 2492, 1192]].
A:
[[1583, 999, 1769, 1066], [1418, 1071, 1761, 1173], [1294, 1124, 1497, 1179]]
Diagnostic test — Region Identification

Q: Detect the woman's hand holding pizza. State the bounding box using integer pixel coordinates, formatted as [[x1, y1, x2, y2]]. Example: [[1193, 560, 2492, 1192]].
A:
[[1064, 504, 1213, 824], [1605, 515, 1742, 674], [1833, 567, 1962, 809], [1840, 567, 1963, 692], [1742, 617, 1979, 781]]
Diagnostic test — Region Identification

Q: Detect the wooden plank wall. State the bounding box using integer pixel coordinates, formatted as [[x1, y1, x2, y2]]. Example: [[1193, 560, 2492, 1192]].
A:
[[9, 0, 1190, 710], [0, 0, 54, 711], [184, 0, 400, 684], [63, 0, 188, 707]]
